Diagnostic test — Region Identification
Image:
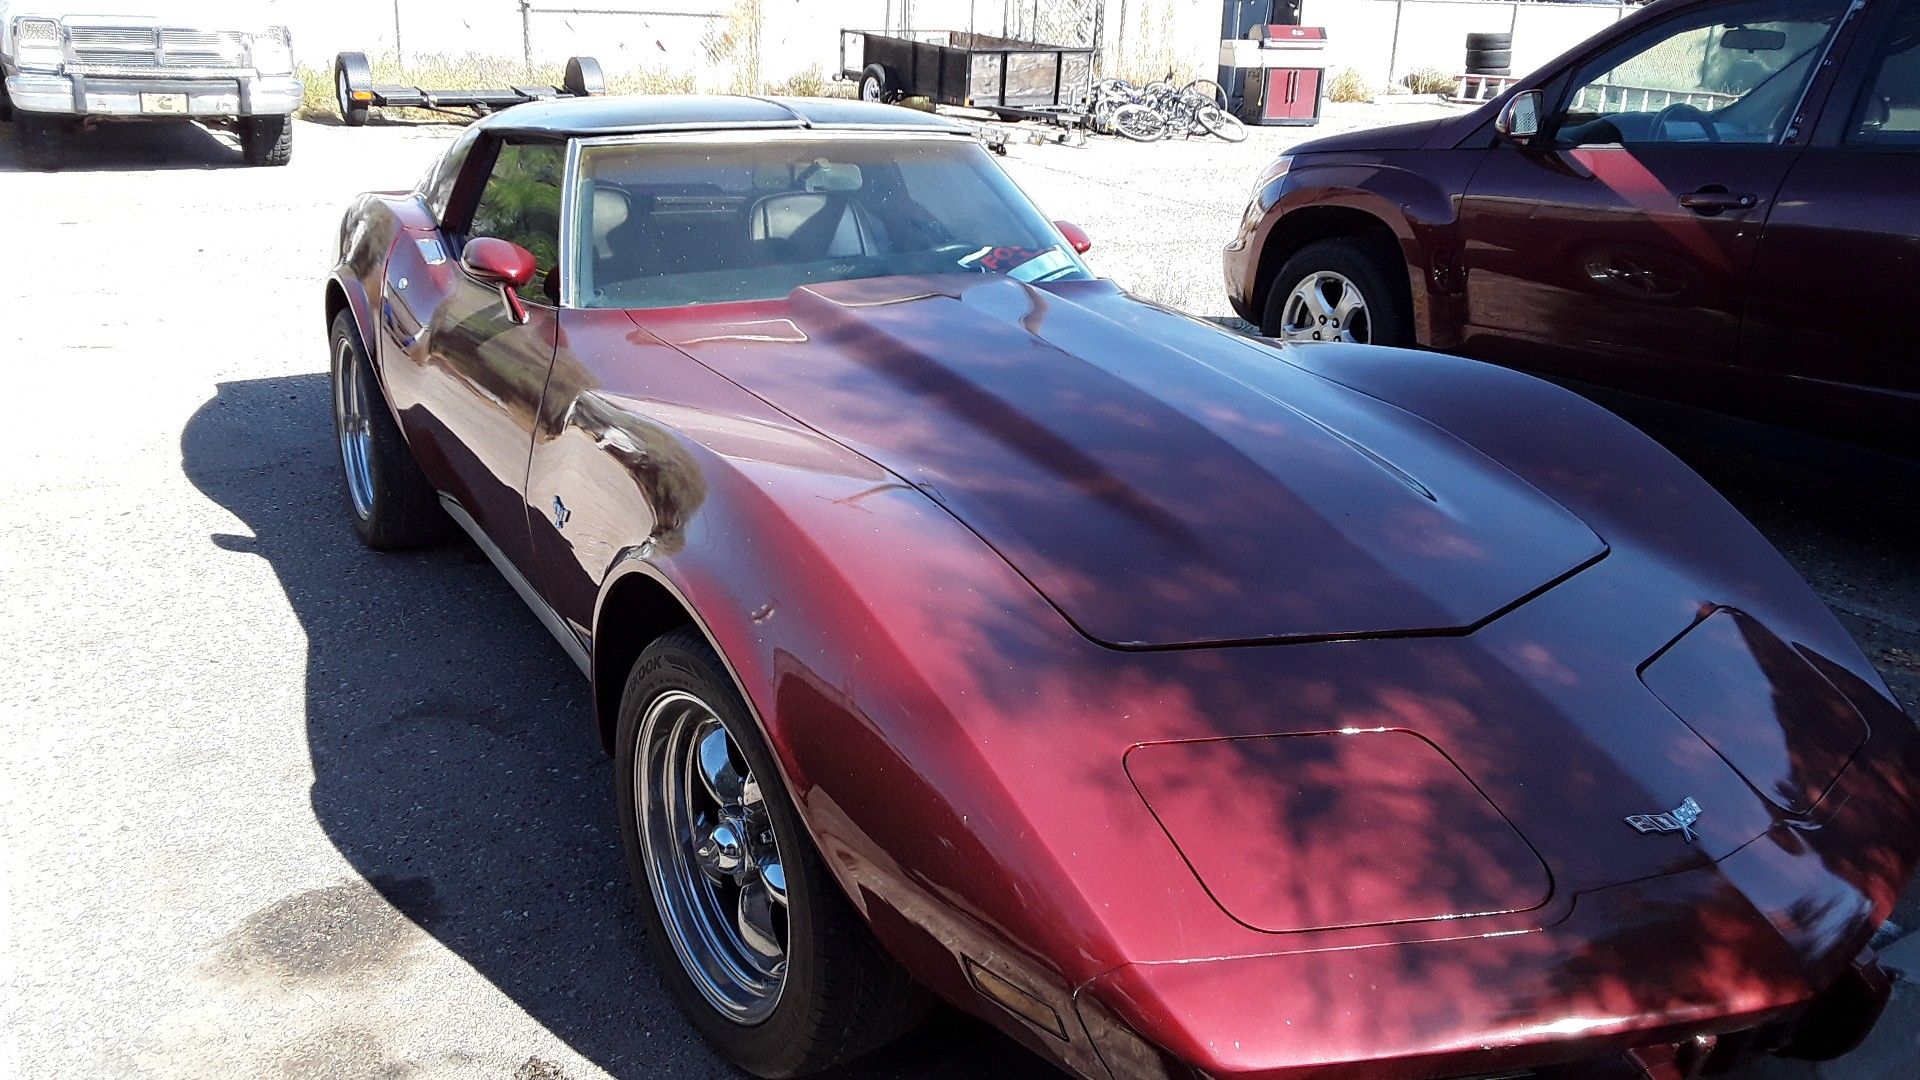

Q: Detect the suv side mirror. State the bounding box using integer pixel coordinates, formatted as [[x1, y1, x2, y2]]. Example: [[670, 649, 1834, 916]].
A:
[[1495, 90, 1543, 145], [461, 237, 538, 324]]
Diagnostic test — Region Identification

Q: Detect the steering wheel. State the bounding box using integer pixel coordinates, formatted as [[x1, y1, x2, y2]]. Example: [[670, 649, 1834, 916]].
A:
[[1652, 101, 1721, 143]]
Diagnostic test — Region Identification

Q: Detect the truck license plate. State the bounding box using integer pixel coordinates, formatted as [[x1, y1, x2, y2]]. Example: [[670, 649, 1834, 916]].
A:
[[140, 93, 188, 114]]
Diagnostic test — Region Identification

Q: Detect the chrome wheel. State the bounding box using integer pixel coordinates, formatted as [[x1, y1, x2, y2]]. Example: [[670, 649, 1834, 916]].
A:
[[636, 690, 789, 1024], [333, 337, 375, 520], [1278, 271, 1372, 344], [860, 76, 882, 102]]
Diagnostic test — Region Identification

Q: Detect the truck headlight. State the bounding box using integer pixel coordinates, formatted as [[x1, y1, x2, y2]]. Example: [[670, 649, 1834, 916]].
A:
[[14, 18, 64, 72], [249, 25, 293, 75]]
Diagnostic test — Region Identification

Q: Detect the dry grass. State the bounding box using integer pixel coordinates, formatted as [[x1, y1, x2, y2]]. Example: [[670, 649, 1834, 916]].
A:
[[1401, 68, 1456, 96], [1327, 68, 1374, 104], [296, 54, 697, 123]]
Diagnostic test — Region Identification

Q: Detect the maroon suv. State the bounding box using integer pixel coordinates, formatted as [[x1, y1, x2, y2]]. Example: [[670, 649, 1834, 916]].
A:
[[1225, 0, 1918, 461]]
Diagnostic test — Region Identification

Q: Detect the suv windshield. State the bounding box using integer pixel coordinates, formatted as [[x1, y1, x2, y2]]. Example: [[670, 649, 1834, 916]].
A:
[[571, 134, 1090, 309]]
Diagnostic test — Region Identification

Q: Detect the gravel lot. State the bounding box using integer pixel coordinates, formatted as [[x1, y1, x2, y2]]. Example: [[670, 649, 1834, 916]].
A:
[[3, 103, 1916, 1080]]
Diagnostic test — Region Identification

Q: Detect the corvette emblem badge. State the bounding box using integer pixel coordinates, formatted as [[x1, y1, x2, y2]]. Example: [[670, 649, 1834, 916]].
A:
[[1626, 796, 1702, 842]]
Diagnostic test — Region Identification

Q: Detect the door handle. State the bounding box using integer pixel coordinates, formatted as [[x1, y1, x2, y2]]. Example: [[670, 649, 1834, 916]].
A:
[[1678, 188, 1757, 214]]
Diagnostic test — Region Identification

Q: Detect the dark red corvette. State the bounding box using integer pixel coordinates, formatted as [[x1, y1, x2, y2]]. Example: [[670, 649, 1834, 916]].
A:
[[325, 96, 1920, 1080]]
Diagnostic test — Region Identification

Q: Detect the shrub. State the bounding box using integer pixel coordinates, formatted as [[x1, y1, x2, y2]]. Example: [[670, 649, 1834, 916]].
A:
[[1401, 67, 1456, 96], [1327, 68, 1374, 103]]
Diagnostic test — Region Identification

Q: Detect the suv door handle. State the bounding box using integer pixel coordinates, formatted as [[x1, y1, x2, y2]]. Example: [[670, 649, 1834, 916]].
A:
[[1679, 188, 1758, 214]]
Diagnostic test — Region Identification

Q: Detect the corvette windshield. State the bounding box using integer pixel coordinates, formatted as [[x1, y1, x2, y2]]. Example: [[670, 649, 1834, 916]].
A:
[[570, 134, 1090, 309]]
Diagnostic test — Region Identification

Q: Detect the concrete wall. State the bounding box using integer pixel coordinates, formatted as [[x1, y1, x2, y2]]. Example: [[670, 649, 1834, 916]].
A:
[[277, 0, 1633, 94], [1300, 0, 1631, 88]]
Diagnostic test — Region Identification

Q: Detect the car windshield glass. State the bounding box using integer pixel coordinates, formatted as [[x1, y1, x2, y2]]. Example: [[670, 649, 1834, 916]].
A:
[[571, 135, 1090, 309]]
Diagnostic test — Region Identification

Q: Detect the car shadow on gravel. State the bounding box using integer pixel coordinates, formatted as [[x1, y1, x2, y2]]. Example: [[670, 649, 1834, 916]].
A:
[[0, 115, 253, 172], [181, 373, 1063, 1080]]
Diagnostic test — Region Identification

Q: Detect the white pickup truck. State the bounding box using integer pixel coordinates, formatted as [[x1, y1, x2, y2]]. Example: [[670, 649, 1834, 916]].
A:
[[1, 0, 300, 169]]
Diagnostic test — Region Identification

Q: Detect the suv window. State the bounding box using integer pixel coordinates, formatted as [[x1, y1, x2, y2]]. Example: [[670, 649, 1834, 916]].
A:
[[1554, 0, 1848, 146], [1848, 0, 1920, 144], [467, 141, 565, 302]]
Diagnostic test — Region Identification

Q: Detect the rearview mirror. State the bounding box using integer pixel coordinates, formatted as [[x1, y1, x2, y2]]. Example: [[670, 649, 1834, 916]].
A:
[[1720, 27, 1786, 51], [1495, 90, 1542, 144], [1054, 220, 1093, 254], [461, 237, 537, 324]]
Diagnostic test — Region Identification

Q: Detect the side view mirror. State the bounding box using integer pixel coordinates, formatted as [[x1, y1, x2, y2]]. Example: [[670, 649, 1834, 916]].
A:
[[461, 237, 538, 324], [1054, 220, 1093, 255], [1495, 90, 1543, 145]]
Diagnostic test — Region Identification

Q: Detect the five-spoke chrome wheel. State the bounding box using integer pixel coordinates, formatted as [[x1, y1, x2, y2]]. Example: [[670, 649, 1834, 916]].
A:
[[332, 336, 375, 520], [636, 690, 789, 1023], [1276, 270, 1372, 344]]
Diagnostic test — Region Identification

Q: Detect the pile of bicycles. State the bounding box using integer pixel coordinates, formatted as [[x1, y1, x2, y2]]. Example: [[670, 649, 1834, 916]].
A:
[[1087, 78, 1248, 143]]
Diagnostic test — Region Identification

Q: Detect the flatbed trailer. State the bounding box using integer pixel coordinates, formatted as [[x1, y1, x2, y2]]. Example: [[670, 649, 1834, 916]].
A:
[[332, 53, 604, 125], [840, 29, 1092, 119]]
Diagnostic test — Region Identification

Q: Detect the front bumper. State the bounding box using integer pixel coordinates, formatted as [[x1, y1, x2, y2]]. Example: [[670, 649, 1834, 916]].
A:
[[6, 72, 300, 117], [1072, 756, 1914, 1080]]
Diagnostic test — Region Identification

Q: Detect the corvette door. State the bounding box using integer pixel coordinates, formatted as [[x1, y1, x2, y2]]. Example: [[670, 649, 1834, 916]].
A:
[[1739, 0, 1919, 456], [1455, 0, 1849, 405], [385, 139, 564, 579]]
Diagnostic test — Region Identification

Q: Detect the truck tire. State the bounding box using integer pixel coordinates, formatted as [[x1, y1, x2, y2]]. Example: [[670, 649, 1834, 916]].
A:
[[0, 79, 14, 121], [564, 56, 604, 97], [240, 114, 293, 166], [1262, 236, 1413, 348], [1465, 32, 1512, 51], [16, 113, 67, 171], [335, 51, 374, 127], [859, 63, 895, 104]]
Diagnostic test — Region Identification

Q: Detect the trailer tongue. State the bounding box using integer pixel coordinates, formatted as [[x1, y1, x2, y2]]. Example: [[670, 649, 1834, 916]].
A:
[[331, 52, 604, 125]]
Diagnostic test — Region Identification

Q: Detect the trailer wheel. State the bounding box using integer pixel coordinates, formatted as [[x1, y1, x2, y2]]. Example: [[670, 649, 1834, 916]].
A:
[[335, 52, 373, 126], [565, 56, 605, 97], [859, 64, 895, 104]]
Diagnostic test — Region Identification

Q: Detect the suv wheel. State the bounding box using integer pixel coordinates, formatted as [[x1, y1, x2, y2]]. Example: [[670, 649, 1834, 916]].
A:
[[16, 114, 67, 171], [240, 115, 293, 166], [1262, 236, 1412, 347], [616, 628, 931, 1077]]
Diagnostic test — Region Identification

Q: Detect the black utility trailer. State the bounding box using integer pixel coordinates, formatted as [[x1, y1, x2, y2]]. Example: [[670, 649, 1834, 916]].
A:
[[332, 53, 604, 126], [840, 30, 1092, 118]]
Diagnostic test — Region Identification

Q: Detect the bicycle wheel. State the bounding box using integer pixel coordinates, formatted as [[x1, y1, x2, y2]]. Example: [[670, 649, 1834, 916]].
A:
[[1198, 105, 1247, 143], [1112, 103, 1167, 142], [1182, 79, 1228, 110]]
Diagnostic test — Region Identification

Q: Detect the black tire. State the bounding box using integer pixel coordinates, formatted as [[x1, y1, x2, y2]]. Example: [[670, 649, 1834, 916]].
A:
[[1465, 32, 1512, 51], [15, 113, 66, 170], [240, 114, 293, 166], [564, 55, 604, 97], [335, 51, 373, 127], [0, 79, 14, 122], [328, 310, 450, 549], [1261, 236, 1414, 347], [1466, 48, 1513, 68], [616, 628, 931, 1078], [858, 63, 894, 104]]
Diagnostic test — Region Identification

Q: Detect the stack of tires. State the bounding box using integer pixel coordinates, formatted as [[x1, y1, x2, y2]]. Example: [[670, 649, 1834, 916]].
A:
[[1465, 32, 1512, 77]]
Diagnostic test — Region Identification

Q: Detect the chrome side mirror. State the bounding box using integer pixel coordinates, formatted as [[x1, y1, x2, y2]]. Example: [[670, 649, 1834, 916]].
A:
[[1496, 90, 1543, 145]]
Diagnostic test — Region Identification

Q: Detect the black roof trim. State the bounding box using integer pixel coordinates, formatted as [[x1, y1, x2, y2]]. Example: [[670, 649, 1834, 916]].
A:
[[474, 94, 970, 138]]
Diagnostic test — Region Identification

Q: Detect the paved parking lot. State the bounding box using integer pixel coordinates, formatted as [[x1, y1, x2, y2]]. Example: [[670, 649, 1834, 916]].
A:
[[2, 105, 1916, 1079]]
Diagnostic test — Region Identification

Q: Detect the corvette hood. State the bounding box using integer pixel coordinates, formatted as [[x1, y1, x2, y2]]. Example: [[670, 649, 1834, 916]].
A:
[[635, 276, 1606, 648]]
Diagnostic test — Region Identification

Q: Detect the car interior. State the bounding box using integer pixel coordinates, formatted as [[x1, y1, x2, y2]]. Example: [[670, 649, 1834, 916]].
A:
[[571, 140, 1086, 309]]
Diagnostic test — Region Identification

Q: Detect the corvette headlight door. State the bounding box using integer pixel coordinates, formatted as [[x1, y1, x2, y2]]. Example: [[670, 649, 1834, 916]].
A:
[[1641, 608, 1868, 816]]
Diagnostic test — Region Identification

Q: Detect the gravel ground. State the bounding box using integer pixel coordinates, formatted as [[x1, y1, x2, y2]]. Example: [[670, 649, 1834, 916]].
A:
[[2, 102, 1915, 1080]]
